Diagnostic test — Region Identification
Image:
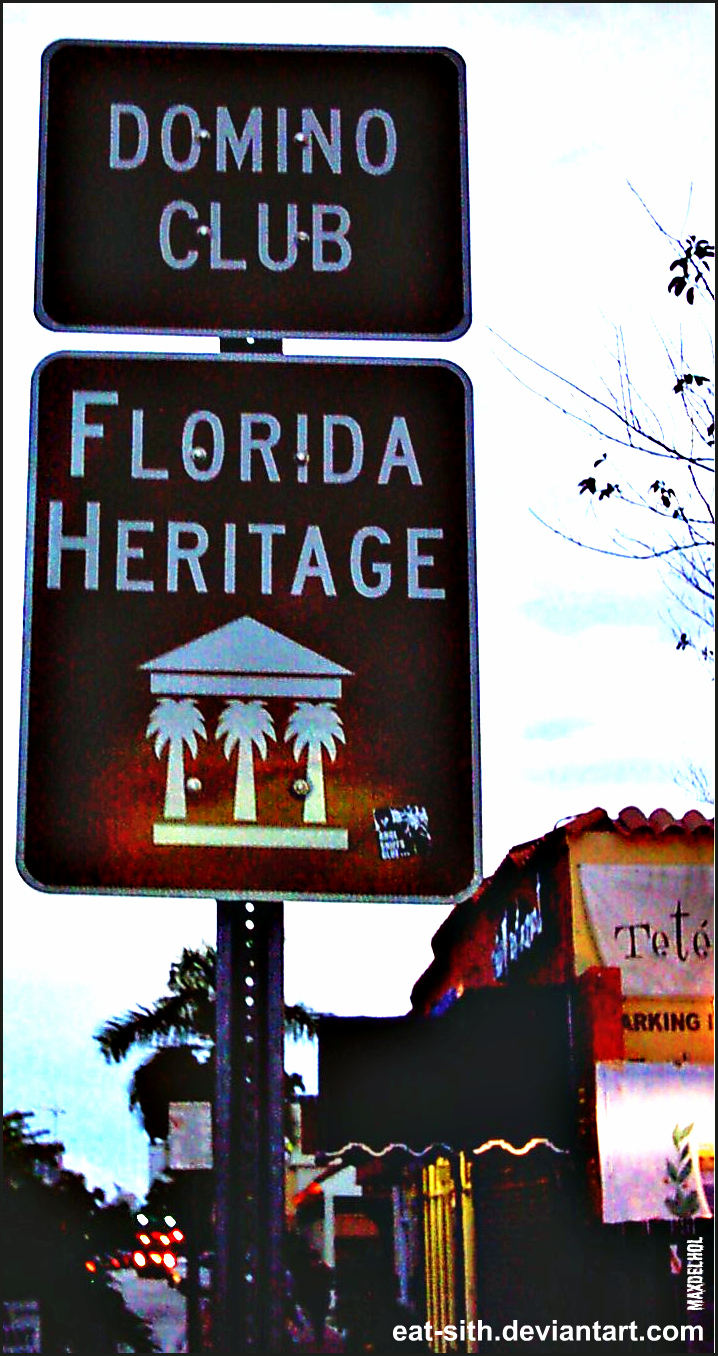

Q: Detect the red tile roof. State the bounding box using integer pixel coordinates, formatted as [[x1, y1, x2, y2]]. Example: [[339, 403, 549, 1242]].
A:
[[613, 805, 714, 836], [411, 807, 714, 1010]]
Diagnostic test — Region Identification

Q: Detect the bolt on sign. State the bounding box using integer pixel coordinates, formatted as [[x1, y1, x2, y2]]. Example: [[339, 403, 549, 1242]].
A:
[[35, 41, 470, 339], [18, 354, 480, 903]]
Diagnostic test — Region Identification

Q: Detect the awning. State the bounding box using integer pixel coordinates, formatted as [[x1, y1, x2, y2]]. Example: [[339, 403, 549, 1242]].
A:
[[316, 987, 575, 1156], [595, 1061, 714, 1222]]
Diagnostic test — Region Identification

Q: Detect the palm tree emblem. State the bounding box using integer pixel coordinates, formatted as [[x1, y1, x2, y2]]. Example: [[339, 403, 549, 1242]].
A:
[[284, 702, 345, 824], [147, 699, 207, 820], [216, 700, 276, 822]]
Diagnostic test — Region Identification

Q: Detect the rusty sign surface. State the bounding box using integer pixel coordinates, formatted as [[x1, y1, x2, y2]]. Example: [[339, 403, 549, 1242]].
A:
[[18, 353, 480, 902]]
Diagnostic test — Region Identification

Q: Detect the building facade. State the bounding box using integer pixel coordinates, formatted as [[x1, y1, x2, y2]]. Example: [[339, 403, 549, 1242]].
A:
[[315, 806, 714, 1350]]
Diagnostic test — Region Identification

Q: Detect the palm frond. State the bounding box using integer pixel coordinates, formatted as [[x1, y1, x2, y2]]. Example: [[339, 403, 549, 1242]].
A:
[[167, 945, 217, 995], [94, 992, 214, 1063], [96, 943, 316, 1072], [284, 1002, 317, 1039]]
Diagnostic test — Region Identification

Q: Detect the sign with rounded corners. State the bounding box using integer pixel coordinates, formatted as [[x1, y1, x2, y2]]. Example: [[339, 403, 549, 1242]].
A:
[[18, 353, 481, 902], [35, 41, 470, 340]]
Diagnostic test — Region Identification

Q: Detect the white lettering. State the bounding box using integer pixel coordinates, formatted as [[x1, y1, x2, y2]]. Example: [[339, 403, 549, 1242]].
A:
[[210, 202, 247, 270], [276, 107, 288, 173], [159, 201, 199, 270], [47, 500, 100, 590], [312, 205, 352, 272], [296, 414, 309, 483], [181, 411, 225, 481], [109, 104, 398, 178], [248, 523, 286, 594], [43, 512, 448, 601], [109, 103, 149, 169], [378, 417, 422, 485], [492, 901, 543, 980], [323, 415, 363, 483], [291, 525, 336, 596], [257, 202, 298, 271], [355, 109, 397, 175], [161, 105, 202, 172], [407, 528, 444, 599], [167, 522, 209, 592], [224, 522, 236, 593], [131, 409, 168, 480], [116, 521, 154, 591], [240, 415, 281, 481], [216, 106, 262, 172], [350, 527, 391, 597], [301, 108, 341, 174], [71, 391, 118, 477]]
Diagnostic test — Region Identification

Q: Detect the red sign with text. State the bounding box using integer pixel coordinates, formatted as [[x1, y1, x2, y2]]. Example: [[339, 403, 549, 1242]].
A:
[[36, 41, 470, 339], [18, 354, 480, 902]]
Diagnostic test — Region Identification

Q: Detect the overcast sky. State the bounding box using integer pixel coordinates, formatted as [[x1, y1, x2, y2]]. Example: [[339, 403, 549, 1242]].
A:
[[3, 2, 714, 1199]]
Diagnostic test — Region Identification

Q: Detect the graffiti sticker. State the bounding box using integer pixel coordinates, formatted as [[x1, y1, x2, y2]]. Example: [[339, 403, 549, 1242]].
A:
[[374, 805, 431, 860]]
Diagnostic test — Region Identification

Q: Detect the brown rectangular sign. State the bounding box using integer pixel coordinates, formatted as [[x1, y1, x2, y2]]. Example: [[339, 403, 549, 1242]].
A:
[[18, 355, 480, 902], [35, 41, 470, 339]]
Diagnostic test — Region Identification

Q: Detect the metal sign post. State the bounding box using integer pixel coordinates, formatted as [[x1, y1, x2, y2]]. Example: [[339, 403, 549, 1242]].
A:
[[214, 339, 285, 1356], [215, 900, 285, 1353]]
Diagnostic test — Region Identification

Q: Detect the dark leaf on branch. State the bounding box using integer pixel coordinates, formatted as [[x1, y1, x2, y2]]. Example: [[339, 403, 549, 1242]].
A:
[[670, 259, 688, 274], [658, 485, 676, 507], [676, 634, 690, 651], [668, 277, 686, 296], [598, 483, 619, 500], [686, 287, 695, 305], [593, 454, 607, 468], [578, 477, 596, 495]]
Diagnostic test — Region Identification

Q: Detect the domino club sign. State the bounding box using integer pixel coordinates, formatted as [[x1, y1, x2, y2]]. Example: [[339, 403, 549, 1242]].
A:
[[35, 41, 470, 339]]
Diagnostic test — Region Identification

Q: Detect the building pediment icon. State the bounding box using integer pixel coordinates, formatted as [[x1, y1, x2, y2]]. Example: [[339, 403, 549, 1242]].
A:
[[141, 615, 353, 700]]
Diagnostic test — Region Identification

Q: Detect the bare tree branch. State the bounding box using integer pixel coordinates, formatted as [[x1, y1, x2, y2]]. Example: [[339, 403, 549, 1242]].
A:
[[493, 196, 714, 683]]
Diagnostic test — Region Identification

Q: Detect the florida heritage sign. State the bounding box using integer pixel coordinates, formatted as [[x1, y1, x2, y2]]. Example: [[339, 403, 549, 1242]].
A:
[[18, 354, 480, 903]]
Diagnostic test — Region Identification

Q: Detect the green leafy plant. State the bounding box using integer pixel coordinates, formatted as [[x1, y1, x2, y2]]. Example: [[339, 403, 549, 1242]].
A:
[[664, 1122, 701, 1218]]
